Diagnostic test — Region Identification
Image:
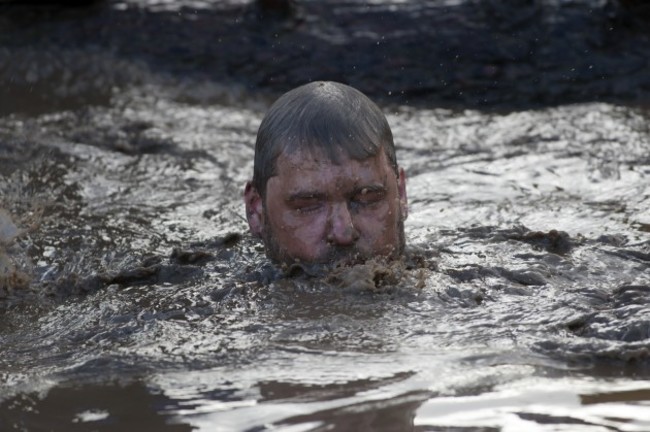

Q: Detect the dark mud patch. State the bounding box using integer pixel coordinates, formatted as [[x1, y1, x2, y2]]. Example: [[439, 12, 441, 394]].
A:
[[44, 232, 245, 297], [506, 229, 575, 255], [171, 232, 243, 265], [2, 0, 650, 115], [457, 225, 579, 255], [445, 264, 547, 286]]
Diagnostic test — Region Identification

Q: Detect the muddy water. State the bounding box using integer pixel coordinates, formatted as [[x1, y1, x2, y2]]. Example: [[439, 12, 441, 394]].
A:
[[2, 1, 650, 431]]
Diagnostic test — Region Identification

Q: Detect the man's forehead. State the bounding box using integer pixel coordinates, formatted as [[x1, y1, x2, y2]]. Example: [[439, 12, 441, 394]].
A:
[[275, 146, 384, 170], [266, 149, 391, 196], [278, 148, 331, 167]]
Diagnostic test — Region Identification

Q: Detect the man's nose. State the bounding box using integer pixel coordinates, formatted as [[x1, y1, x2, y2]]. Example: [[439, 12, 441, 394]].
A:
[[326, 203, 359, 246]]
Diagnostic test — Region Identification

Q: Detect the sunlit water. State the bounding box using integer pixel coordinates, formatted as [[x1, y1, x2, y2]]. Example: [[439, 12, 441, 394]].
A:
[[1, 1, 650, 431]]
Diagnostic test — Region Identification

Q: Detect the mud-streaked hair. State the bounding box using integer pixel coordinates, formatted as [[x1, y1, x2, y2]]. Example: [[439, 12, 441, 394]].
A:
[[252, 81, 397, 196]]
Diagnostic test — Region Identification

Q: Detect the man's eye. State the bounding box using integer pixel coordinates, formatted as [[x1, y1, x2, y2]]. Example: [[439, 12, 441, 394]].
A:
[[352, 189, 385, 207], [293, 201, 322, 214]]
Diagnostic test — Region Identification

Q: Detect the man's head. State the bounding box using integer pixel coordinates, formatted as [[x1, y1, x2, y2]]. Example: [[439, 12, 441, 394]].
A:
[[244, 81, 407, 266]]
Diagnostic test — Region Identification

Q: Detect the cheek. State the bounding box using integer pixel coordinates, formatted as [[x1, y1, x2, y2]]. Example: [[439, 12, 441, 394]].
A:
[[356, 204, 394, 235], [271, 212, 328, 247], [355, 200, 402, 246]]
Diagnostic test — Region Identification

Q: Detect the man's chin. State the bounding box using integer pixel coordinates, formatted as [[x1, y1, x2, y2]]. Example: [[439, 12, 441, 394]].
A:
[[328, 254, 367, 268], [275, 254, 366, 279], [270, 250, 369, 271]]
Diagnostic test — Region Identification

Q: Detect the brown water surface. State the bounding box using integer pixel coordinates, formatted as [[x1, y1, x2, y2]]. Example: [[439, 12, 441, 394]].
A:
[[1, 1, 650, 431]]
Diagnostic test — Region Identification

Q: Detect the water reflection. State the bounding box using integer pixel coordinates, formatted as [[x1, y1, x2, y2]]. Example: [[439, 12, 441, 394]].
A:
[[279, 391, 429, 432], [0, 381, 193, 432], [414, 379, 650, 431]]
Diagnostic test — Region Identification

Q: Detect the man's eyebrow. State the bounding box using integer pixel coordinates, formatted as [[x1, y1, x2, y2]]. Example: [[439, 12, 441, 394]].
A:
[[352, 184, 387, 195], [286, 191, 327, 202]]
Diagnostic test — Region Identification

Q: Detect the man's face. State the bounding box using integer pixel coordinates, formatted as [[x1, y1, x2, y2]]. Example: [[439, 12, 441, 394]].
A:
[[246, 147, 408, 266]]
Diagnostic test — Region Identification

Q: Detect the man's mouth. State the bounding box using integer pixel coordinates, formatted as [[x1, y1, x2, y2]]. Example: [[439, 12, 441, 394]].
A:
[[323, 248, 366, 268]]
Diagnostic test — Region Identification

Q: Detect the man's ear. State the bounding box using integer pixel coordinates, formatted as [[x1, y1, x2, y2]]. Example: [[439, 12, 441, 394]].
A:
[[244, 181, 264, 237], [397, 167, 408, 220]]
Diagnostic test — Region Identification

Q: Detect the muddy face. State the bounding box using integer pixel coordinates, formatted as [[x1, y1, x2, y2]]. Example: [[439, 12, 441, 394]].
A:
[[247, 148, 407, 266]]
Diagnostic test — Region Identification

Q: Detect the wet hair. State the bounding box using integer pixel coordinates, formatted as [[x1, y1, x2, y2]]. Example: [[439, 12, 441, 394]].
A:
[[252, 81, 397, 196]]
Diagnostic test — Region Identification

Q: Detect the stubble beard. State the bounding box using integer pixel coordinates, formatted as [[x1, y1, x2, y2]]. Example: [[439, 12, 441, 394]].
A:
[[261, 206, 406, 268]]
